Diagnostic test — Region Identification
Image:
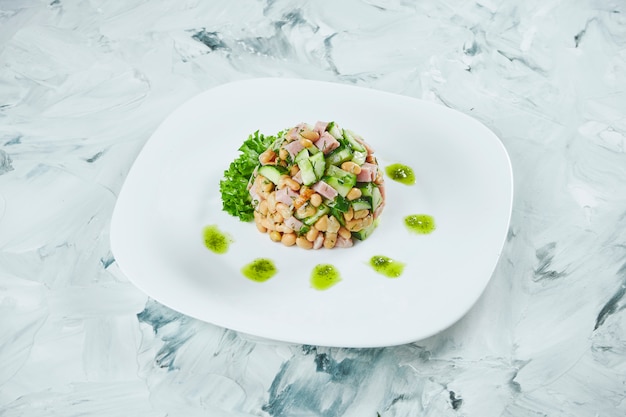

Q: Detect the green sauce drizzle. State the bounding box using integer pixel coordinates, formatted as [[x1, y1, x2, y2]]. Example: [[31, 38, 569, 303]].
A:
[[202, 225, 232, 254], [311, 264, 341, 290], [242, 258, 277, 282], [385, 163, 415, 185], [369, 255, 405, 278], [404, 214, 436, 234]]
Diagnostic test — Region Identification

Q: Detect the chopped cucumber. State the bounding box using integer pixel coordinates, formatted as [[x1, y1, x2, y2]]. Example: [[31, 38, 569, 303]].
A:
[[297, 158, 317, 186], [359, 182, 383, 210], [309, 151, 326, 180], [343, 129, 366, 152], [351, 198, 371, 211], [358, 182, 375, 200], [371, 186, 383, 211], [326, 165, 355, 179], [324, 176, 352, 197], [352, 150, 367, 165], [295, 148, 309, 163], [327, 194, 349, 226], [359, 182, 375, 193], [327, 121, 342, 139], [258, 165, 287, 185], [303, 204, 330, 226], [324, 165, 357, 197], [351, 220, 378, 241], [326, 146, 353, 166], [327, 194, 350, 212]]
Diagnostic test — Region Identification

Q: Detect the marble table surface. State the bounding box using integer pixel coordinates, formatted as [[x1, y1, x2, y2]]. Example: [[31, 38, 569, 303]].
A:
[[1, 0, 625, 416]]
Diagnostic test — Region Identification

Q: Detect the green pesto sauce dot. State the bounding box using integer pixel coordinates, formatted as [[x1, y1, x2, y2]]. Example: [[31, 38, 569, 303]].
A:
[[311, 264, 341, 290], [369, 255, 405, 278], [203, 225, 232, 254], [385, 163, 416, 185], [404, 214, 436, 234], [242, 258, 277, 282]]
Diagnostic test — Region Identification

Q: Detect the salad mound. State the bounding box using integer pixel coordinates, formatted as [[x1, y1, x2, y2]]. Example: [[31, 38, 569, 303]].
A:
[[246, 121, 385, 249]]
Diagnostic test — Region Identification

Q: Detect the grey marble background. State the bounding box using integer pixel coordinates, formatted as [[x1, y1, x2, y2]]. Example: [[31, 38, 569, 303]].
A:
[[1, 0, 625, 416]]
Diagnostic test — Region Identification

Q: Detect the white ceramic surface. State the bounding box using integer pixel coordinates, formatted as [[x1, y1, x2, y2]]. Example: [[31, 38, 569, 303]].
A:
[[110, 78, 513, 347]]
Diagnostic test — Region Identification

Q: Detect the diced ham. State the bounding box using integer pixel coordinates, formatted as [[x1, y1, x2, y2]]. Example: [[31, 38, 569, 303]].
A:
[[314, 131, 340, 154], [292, 170, 303, 184], [313, 121, 328, 135], [313, 233, 324, 249], [312, 180, 338, 200], [286, 123, 309, 141], [283, 140, 304, 158], [284, 216, 303, 232], [286, 127, 300, 141], [356, 162, 378, 182], [275, 186, 299, 206], [335, 235, 353, 248]]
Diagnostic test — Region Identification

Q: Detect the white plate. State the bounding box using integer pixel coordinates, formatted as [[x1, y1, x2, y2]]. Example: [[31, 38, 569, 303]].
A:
[[110, 78, 513, 348]]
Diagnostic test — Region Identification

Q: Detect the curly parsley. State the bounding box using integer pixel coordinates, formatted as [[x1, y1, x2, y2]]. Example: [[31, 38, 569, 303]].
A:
[[219, 131, 275, 222]]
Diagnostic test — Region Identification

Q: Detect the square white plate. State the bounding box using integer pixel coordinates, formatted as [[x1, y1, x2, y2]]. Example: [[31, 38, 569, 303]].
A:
[[110, 78, 513, 347]]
